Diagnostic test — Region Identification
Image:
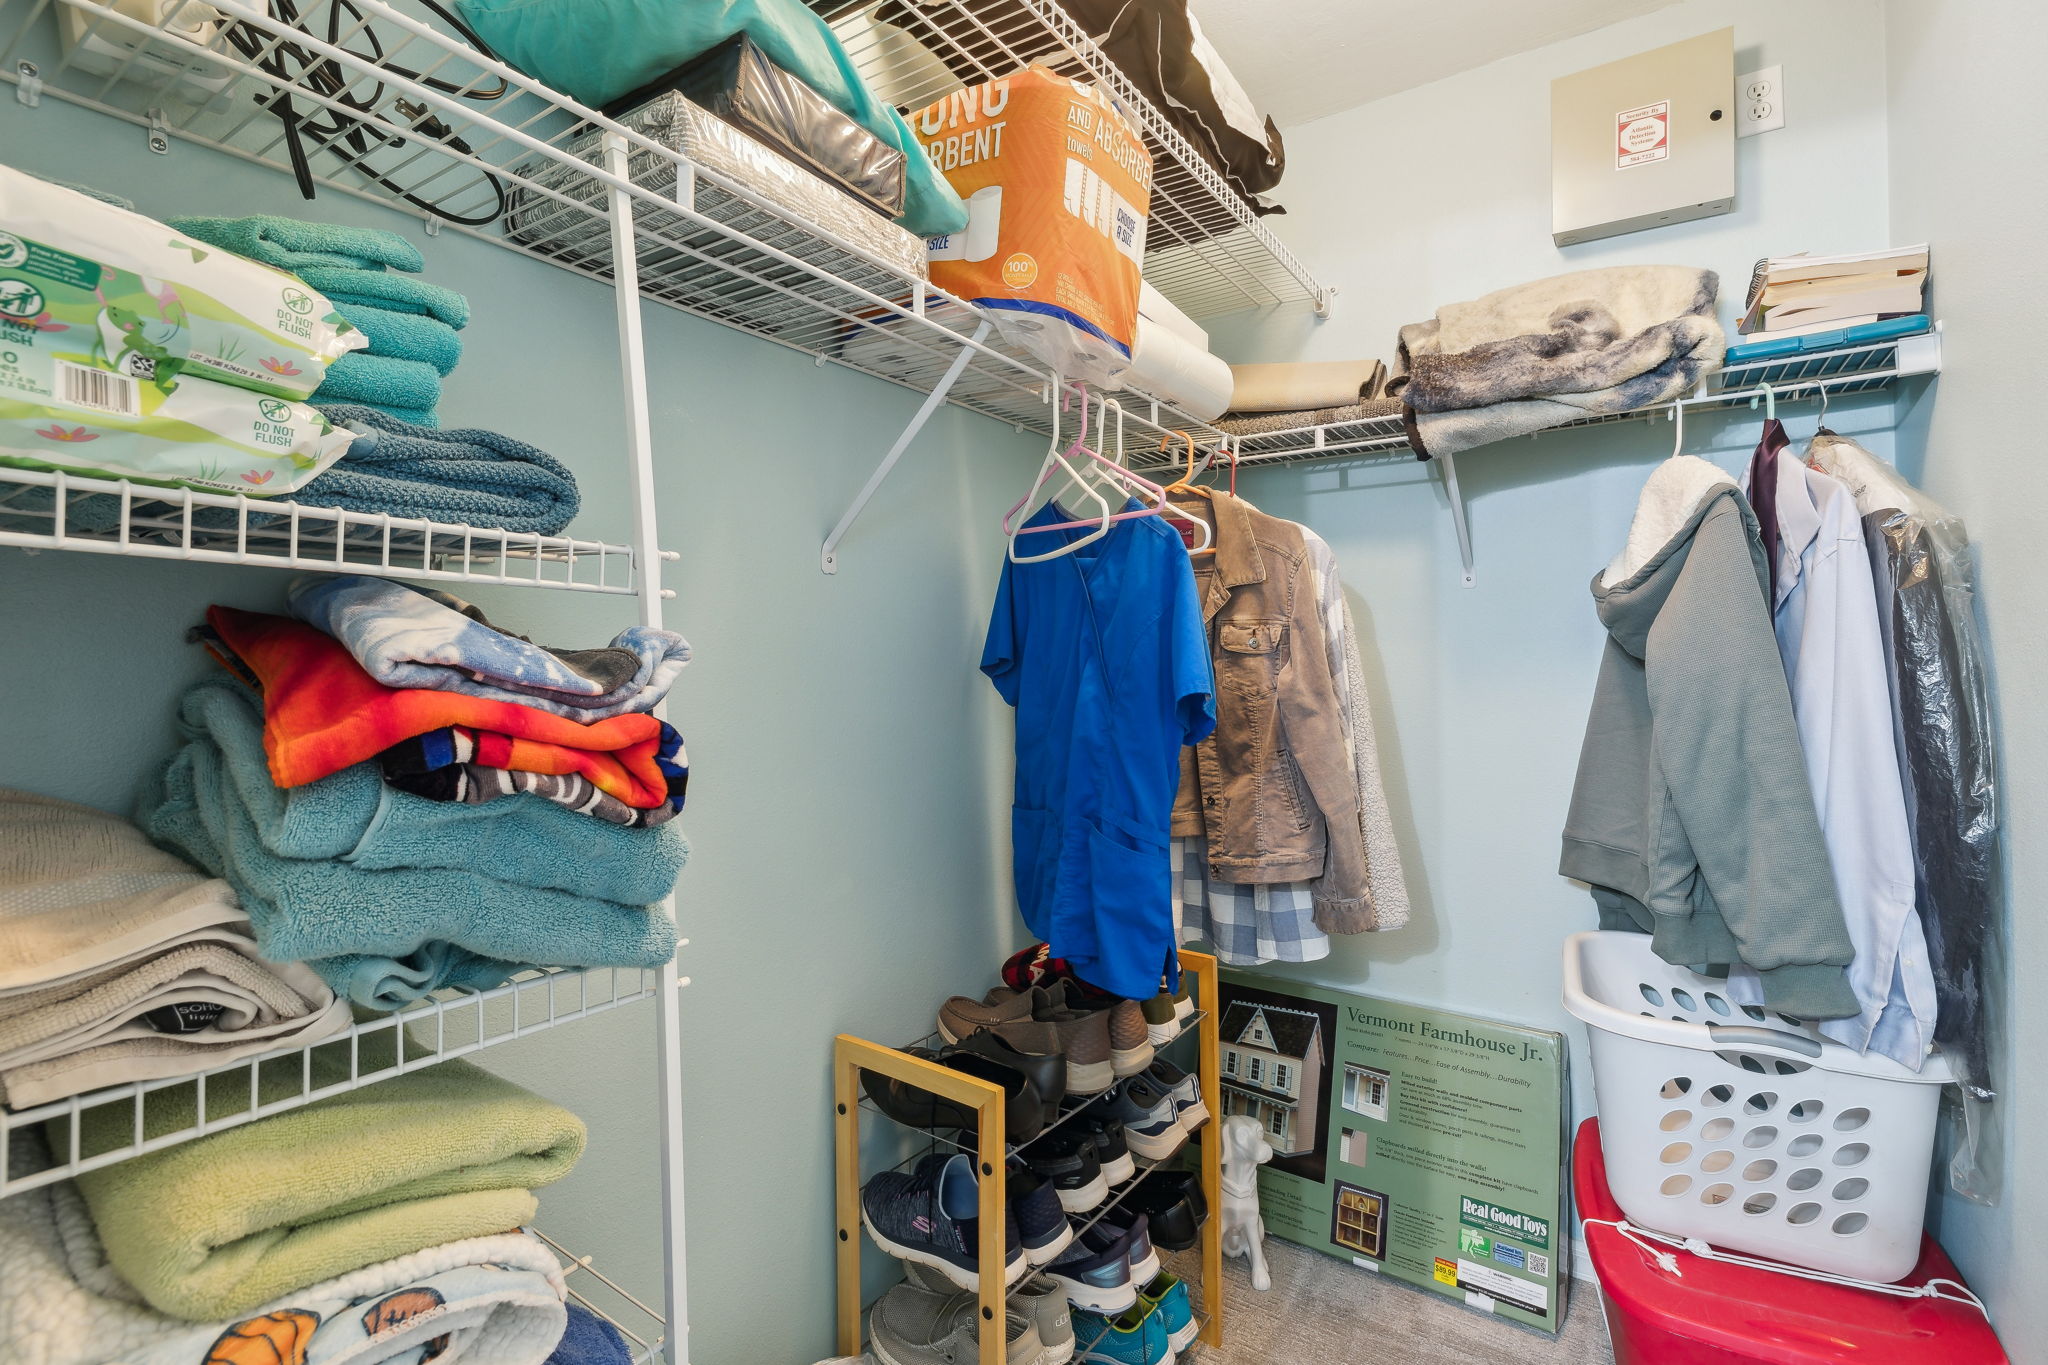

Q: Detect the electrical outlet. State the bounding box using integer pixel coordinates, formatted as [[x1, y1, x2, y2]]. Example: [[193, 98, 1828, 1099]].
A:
[[1737, 65, 1785, 137]]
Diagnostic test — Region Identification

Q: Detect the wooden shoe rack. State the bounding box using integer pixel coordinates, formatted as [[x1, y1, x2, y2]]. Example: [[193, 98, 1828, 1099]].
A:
[[834, 949, 1226, 1364]]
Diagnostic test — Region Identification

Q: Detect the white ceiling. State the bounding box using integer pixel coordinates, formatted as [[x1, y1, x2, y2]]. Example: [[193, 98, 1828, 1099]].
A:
[[1188, 0, 1682, 130]]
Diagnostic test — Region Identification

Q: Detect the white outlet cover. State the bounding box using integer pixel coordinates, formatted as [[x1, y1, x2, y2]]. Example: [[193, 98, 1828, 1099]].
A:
[[1737, 65, 1785, 137]]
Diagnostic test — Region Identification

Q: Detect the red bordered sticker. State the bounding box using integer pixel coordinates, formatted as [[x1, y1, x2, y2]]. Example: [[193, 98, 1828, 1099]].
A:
[[1616, 100, 1670, 169]]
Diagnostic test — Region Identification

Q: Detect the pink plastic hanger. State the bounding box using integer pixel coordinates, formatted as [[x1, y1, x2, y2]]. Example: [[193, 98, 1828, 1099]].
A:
[[1003, 385, 1167, 561]]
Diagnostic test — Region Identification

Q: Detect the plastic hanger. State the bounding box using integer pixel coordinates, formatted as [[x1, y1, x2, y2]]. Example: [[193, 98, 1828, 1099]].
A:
[[1666, 399, 1686, 457], [1750, 380, 1776, 422], [1158, 430, 1216, 555], [1004, 386, 1167, 563]]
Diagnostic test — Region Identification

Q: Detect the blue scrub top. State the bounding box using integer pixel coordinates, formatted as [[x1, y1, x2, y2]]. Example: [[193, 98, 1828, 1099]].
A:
[[981, 501, 1216, 1000]]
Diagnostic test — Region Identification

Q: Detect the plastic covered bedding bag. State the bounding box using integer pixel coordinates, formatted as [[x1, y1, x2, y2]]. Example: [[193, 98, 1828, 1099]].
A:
[[0, 163, 365, 400], [1812, 431, 2002, 1203]]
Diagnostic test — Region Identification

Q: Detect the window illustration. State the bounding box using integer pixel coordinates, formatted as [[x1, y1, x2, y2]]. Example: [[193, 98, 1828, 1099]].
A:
[[1330, 1181, 1388, 1258], [1267, 1107, 1286, 1138], [1340, 1128, 1368, 1166], [1274, 1062, 1292, 1093], [1223, 1050, 1239, 1076], [1342, 1063, 1390, 1121], [1248, 1056, 1264, 1084]]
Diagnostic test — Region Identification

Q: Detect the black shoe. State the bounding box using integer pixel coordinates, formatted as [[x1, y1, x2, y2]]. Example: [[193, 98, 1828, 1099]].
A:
[[1019, 1127, 1107, 1213], [862, 1047, 1046, 1141], [1120, 1169, 1206, 1251], [1063, 1110, 1135, 1186], [946, 1026, 1067, 1113]]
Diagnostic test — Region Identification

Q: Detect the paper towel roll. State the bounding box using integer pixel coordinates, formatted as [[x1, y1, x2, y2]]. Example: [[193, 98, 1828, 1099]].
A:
[[1139, 280, 1208, 350], [1124, 316, 1232, 422]]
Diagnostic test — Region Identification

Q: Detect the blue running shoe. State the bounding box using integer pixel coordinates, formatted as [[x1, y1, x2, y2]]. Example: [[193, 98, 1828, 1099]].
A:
[[1072, 1303, 1171, 1364], [861, 1153, 1024, 1292], [1139, 1273, 1197, 1355]]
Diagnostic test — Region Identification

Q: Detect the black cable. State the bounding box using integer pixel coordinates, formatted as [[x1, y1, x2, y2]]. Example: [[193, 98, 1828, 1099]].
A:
[[221, 0, 511, 225]]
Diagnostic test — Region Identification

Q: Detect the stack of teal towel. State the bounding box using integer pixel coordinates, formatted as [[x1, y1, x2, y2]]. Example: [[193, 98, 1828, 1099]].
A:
[[171, 215, 469, 427]]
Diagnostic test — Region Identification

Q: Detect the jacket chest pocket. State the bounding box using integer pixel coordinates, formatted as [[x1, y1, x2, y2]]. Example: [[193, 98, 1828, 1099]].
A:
[[1216, 617, 1285, 698]]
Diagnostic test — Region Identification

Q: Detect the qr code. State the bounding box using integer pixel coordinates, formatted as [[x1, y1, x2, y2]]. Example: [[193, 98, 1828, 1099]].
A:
[[1527, 1251, 1550, 1277]]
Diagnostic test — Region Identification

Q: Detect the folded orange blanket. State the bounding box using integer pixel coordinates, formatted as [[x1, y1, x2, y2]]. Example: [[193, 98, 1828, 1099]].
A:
[[205, 606, 676, 807]]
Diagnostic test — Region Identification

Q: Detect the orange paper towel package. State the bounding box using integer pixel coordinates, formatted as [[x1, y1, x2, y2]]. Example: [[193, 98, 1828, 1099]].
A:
[[911, 66, 1153, 387]]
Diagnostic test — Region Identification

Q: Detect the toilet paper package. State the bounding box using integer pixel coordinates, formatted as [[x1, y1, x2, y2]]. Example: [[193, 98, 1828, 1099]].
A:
[[0, 164, 365, 400], [911, 66, 1152, 387]]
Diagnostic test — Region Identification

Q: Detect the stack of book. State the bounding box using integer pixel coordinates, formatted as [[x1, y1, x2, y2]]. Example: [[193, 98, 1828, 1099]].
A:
[[1738, 245, 1928, 337]]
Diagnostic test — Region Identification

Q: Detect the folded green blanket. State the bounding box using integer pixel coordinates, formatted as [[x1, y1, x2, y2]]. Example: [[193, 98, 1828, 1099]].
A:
[[297, 265, 471, 329], [316, 351, 443, 416], [333, 300, 464, 375], [70, 1057, 584, 1321], [168, 214, 427, 273]]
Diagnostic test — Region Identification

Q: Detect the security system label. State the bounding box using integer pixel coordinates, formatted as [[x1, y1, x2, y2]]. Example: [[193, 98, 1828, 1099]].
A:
[[1616, 99, 1670, 167]]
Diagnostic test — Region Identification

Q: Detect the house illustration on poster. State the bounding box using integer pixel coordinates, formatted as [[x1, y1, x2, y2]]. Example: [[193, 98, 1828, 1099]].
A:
[[1343, 1062, 1391, 1122], [1218, 1001, 1324, 1156]]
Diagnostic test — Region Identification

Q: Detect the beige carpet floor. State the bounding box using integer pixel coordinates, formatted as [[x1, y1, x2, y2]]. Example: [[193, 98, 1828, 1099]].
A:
[[1166, 1239, 1614, 1365]]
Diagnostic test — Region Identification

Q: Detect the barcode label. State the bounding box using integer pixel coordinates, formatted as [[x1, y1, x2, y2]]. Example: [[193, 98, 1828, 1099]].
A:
[[56, 360, 139, 417]]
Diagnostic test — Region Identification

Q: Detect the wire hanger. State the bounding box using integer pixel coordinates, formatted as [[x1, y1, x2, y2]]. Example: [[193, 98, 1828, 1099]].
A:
[[1813, 381, 1835, 437]]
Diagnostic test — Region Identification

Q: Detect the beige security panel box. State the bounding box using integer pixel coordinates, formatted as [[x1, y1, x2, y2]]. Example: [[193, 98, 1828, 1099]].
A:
[[1551, 28, 1734, 246]]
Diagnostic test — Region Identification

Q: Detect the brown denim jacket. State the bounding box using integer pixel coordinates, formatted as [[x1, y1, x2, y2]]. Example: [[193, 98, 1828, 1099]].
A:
[[1168, 492, 1372, 930]]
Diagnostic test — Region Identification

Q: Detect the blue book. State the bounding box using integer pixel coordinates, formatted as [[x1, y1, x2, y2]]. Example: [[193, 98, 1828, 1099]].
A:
[[1724, 315, 1931, 364]]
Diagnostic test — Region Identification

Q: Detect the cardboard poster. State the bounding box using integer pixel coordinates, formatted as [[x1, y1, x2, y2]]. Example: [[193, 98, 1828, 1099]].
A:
[[1216, 972, 1570, 1335]]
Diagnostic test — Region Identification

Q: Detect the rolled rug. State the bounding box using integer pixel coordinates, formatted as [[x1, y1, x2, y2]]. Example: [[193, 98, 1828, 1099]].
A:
[[67, 1057, 585, 1320], [1227, 359, 1389, 413], [0, 1152, 570, 1365], [288, 573, 691, 721]]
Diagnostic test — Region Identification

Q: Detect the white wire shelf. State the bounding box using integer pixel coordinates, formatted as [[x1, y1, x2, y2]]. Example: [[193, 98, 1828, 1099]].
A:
[[1, 964, 661, 1197], [0, 466, 667, 592], [827, 0, 1327, 319], [1131, 328, 1946, 473], [0, 0, 1244, 448], [532, 1227, 670, 1365]]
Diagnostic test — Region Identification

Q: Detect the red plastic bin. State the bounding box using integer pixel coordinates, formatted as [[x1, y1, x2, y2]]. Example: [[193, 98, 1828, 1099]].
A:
[[1574, 1118, 2006, 1364]]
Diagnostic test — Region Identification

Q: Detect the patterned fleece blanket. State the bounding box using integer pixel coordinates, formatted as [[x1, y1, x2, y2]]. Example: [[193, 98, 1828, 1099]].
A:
[[205, 607, 679, 809]]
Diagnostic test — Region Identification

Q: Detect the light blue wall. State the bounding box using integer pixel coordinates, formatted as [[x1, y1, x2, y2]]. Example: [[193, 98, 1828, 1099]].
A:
[[1198, 0, 1900, 1138], [0, 95, 1035, 1363], [1882, 0, 2048, 1344]]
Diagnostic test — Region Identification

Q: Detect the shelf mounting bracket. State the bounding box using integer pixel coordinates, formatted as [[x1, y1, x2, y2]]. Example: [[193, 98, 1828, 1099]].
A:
[[15, 61, 41, 106], [821, 318, 993, 574], [1437, 449, 1476, 587]]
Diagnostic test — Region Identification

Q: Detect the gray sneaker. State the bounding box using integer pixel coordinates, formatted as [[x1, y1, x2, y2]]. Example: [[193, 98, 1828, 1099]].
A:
[[869, 1281, 1041, 1365], [1145, 1058, 1210, 1133], [1081, 1076, 1185, 1162], [905, 1260, 1073, 1360], [993, 983, 1114, 1095]]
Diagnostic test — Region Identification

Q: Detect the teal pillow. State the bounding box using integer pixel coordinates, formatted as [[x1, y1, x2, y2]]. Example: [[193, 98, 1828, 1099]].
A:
[[455, 0, 969, 237]]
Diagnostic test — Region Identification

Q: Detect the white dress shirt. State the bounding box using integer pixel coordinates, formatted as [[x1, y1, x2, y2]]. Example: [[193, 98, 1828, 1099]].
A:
[[1733, 451, 1935, 1067]]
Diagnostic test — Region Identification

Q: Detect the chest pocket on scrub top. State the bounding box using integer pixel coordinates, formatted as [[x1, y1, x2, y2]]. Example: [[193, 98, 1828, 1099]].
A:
[[1216, 618, 1285, 698]]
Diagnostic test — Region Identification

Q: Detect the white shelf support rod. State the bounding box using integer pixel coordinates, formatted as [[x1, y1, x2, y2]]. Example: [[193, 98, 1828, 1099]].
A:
[[820, 318, 993, 574], [1437, 449, 1476, 588], [602, 132, 692, 1365]]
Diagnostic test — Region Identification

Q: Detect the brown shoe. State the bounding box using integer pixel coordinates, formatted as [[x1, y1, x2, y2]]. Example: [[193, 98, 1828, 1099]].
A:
[[991, 983, 1114, 1095], [1105, 1000, 1155, 1078], [938, 994, 1063, 1062]]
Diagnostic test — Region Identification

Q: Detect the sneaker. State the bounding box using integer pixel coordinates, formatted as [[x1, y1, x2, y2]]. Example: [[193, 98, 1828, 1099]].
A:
[[1081, 1210, 1159, 1289], [995, 983, 1114, 1095], [1045, 1220, 1137, 1314], [861, 1153, 1026, 1292], [1013, 1275, 1075, 1365], [1144, 1059, 1208, 1134], [869, 1281, 1042, 1365], [1138, 1274, 1198, 1355], [1104, 1000, 1154, 1078], [902, 1262, 1073, 1360], [1009, 1169, 1075, 1266], [1020, 1128, 1108, 1213], [1139, 993, 1182, 1047], [1077, 1077, 1184, 1162], [937, 995, 1066, 1063], [1118, 1170, 1205, 1252], [1071, 1303, 1170, 1365], [1061, 1111, 1136, 1187]]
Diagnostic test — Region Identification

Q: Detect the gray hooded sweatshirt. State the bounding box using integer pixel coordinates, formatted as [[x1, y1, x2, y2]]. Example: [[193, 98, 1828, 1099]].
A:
[[1560, 456, 1859, 1019]]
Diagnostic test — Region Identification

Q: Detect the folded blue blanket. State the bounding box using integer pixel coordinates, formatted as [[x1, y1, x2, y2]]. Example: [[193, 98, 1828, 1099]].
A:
[[546, 1303, 633, 1365], [316, 351, 443, 420], [139, 679, 680, 1008], [169, 214, 427, 273], [289, 573, 692, 721], [299, 405, 580, 536], [333, 300, 464, 375], [297, 265, 471, 329]]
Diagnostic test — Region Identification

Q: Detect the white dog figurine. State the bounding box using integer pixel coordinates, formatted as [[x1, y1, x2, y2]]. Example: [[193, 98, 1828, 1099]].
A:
[[1220, 1115, 1276, 1291]]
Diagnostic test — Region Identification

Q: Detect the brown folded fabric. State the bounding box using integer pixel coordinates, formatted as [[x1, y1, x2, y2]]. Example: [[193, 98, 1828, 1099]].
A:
[[1215, 396, 1405, 437]]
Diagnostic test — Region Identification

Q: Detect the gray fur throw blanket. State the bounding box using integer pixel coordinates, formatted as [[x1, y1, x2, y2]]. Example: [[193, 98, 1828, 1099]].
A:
[[1392, 265, 1724, 459]]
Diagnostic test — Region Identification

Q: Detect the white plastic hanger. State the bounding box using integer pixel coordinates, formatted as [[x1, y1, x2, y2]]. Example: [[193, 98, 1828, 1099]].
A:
[[1666, 398, 1686, 457], [1002, 385, 1165, 563]]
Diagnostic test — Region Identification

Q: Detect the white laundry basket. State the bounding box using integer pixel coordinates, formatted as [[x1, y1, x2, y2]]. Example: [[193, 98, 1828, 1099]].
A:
[[1562, 931, 1953, 1282]]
